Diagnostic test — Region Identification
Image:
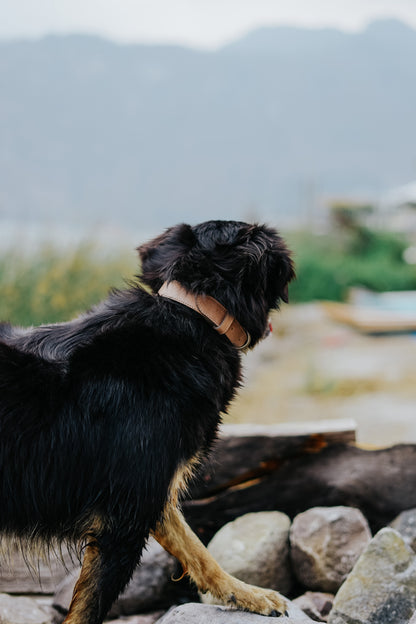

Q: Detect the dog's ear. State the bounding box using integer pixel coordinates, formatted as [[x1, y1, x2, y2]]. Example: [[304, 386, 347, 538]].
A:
[[137, 224, 196, 291], [245, 226, 295, 306], [266, 249, 295, 306], [206, 223, 294, 307], [281, 283, 289, 304]]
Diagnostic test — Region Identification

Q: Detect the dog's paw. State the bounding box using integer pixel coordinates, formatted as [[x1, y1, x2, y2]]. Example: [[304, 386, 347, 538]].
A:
[[200, 577, 288, 617], [232, 586, 287, 617]]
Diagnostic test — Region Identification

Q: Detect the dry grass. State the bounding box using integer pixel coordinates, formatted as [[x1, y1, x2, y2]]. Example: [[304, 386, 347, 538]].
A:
[[0, 244, 136, 326]]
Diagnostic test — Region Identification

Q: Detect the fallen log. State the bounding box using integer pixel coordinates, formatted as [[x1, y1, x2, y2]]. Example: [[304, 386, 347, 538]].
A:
[[0, 543, 74, 593], [183, 420, 416, 541], [189, 419, 357, 494]]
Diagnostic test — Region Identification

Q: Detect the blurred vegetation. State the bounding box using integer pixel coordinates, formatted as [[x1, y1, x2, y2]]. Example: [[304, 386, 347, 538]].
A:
[[0, 244, 136, 326], [288, 221, 416, 303], [0, 219, 415, 326]]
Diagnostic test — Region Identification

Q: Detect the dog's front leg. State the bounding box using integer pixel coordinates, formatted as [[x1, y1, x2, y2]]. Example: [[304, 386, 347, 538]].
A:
[[152, 505, 287, 617]]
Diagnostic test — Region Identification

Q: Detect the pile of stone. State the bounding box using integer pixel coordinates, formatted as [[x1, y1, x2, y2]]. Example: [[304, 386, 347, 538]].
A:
[[196, 507, 416, 623], [1, 506, 416, 624]]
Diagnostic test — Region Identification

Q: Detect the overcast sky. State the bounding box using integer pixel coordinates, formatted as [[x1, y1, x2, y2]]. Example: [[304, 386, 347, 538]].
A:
[[2, 0, 416, 48]]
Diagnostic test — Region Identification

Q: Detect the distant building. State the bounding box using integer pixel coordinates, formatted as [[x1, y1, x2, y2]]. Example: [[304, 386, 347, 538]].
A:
[[378, 181, 416, 233]]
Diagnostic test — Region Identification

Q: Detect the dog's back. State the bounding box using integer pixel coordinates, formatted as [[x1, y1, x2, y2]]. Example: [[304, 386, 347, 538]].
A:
[[0, 281, 238, 541]]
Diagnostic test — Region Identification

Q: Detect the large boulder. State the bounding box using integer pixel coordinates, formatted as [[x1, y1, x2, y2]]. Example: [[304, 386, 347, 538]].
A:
[[290, 506, 371, 592], [328, 528, 416, 624], [109, 614, 165, 624], [157, 602, 314, 623], [390, 508, 416, 553], [202, 511, 292, 597]]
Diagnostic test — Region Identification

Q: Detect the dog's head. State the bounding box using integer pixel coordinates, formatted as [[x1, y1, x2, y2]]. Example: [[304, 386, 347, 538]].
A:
[[138, 220, 295, 347]]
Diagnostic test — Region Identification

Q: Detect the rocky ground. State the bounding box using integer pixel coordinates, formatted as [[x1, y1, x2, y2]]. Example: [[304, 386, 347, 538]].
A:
[[230, 303, 416, 446], [2, 506, 416, 623]]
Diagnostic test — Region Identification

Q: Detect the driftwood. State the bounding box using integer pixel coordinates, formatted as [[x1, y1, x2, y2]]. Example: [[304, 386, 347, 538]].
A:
[[183, 420, 416, 542], [0, 543, 73, 593]]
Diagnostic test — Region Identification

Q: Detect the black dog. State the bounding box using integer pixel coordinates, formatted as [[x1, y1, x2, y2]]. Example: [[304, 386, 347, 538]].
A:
[[0, 220, 294, 623]]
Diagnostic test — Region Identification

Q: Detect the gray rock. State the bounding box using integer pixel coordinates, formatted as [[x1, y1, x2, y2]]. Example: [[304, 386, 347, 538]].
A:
[[0, 594, 53, 624], [109, 614, 165, 624], [157, 602, 314, 623], [203, 511, 292, 596], [108, 539, 177, 616], [390, 508, 416, 552], [52, 538, 176, 620], [329, 528, 416, 624], [293, 592, 334, 622], [290, 506, 371, 592]]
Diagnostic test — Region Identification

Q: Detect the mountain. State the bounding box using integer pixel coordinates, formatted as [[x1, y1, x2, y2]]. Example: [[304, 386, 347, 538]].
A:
[[1, 19, 416, 230]]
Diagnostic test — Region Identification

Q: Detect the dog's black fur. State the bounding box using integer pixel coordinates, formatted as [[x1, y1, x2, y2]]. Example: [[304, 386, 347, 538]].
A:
[[0, 220, 294, 623]]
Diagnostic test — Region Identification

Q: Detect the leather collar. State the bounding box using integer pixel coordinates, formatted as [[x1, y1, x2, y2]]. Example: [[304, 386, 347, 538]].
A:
[[158, 281, 251, 350]]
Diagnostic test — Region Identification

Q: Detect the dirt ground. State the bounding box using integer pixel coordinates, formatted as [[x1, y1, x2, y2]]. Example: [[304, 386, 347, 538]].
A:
[[226, 303, 416, 447]]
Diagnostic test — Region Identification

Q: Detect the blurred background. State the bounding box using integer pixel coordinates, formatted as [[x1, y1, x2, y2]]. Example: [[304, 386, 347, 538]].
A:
[[1, 1, 416, 445]]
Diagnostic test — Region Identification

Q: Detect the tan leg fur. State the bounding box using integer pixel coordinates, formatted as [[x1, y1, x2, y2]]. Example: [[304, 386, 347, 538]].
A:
[[64, 540, 100, 624], [151, 504, 287, 617]]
